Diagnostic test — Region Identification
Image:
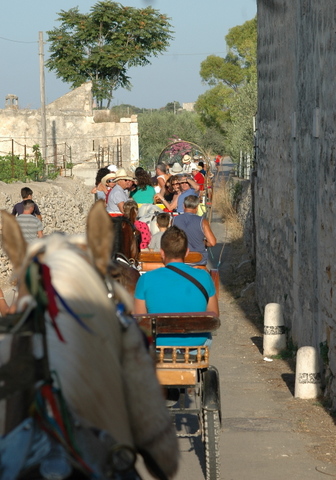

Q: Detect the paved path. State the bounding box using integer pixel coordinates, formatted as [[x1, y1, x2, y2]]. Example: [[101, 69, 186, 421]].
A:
[[151, 203, 332, 480], [139, 164, 335, 479], [3, 166, 336, 479]]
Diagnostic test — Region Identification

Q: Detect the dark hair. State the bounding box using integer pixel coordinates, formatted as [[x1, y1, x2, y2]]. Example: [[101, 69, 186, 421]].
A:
[[95, 167, 110, 186], [169, 175, 179, 185], [135, 166, 145, 175], [198, 161, 204, 168], [21, 187, 33, 199], [156, 212, 170, 228], [22, 199, 35, 210], [135, 169, 153, 190], [161, 226, 188, 259]]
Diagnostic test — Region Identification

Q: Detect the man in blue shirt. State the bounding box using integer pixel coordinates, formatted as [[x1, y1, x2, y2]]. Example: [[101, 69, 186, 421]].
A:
[[176, 173, 200, 213], [134, 226, 219, 346], [174, 195, 216, 265]]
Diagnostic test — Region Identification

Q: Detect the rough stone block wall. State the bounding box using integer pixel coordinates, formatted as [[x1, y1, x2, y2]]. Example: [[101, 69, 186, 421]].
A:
[[256, 0, 336, 403]]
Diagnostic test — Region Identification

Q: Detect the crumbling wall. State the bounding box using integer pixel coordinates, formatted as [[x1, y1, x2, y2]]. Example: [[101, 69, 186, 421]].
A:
[[0, 83, 139, 169]]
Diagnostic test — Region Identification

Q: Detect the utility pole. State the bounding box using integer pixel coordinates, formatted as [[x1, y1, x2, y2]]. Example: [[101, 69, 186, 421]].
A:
[[39, 31, 47, 162]]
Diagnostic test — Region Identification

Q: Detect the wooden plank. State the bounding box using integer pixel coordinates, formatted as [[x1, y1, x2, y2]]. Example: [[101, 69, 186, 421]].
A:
[[135, 312, 221, 334], [139, 251, 202, 264], [157, 369, 197, 386], [140, 262, 164, 272]]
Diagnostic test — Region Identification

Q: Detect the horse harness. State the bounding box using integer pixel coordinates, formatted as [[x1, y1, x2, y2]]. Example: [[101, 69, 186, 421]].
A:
[[0, 255, 144, 479]]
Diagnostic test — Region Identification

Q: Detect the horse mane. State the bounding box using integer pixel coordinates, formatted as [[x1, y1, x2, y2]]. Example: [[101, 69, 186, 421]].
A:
[[110, 215, 140, 260]]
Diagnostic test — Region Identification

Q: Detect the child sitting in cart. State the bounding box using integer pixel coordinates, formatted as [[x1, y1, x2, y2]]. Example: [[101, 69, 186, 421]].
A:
[[148, 212, 171, 252]]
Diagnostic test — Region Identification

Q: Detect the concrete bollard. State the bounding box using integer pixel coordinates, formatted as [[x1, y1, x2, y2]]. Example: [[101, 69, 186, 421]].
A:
[[295, 346, 322, 399], [263, 303, 287, 356]]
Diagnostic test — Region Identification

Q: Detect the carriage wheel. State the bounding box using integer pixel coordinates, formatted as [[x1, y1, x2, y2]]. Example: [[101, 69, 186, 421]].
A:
[[202, 408, 221, 480]]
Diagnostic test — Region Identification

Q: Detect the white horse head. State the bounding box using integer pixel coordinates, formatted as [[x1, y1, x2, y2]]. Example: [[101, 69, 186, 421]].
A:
[[1, 200, 179, 478]]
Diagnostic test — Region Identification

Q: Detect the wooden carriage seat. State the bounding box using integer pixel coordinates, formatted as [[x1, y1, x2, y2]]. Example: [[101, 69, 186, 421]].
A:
[[138, 251, 220, 297], [139, 251, 203, 271], [134, 312, 221, 385]]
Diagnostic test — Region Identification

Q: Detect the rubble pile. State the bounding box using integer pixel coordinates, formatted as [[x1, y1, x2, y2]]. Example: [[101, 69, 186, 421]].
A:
[[0, 177, 94, 287]]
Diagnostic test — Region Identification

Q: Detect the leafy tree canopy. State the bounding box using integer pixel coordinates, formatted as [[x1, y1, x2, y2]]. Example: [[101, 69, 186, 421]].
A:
[[199, 16, 257, 90], [195, 16, 257, 158], [163, 101, 182, 112], [138, 111, 225, 170], [225, 74, 257, 160], [194, 84, 233, 132], [46, 1, 173, 108]]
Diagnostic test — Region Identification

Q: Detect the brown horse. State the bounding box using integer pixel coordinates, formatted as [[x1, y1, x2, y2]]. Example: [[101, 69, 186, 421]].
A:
[[109, 205, 141, 295]]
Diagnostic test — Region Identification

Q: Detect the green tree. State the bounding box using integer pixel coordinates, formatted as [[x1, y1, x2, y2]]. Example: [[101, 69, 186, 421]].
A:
[[195, 16, 257, 159], [47, 1, 173, 108], [225, 74, 257, 160], [194, 84, 233, 132], [138, 111, 225, 170], [163, 101, 181, 113], [199, 17, 257, 91]]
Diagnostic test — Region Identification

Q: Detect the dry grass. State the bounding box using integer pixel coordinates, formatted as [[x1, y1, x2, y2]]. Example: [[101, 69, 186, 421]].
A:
[[213, 179, 243, 241]]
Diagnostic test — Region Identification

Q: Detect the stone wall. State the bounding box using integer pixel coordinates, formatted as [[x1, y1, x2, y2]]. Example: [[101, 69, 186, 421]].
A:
[[256, 1, 336, 402], [0, 177, 94, 288], [0, 83, 139, 170]]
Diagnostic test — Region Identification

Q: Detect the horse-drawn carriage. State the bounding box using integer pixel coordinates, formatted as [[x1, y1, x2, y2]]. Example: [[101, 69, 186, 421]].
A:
[[134, 312, 221, 480]]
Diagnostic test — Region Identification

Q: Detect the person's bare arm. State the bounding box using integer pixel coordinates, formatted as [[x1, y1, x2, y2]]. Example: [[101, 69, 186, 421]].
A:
[[207, 294, 219, 316], [157, 193, 180, 211], [117, 201, 125, 213], [202, 219, 216, 246], [134, 298, 148, 314], [37, 230, 43, 238], [37, 214, 42, 221], [157, 177, 166, 193]]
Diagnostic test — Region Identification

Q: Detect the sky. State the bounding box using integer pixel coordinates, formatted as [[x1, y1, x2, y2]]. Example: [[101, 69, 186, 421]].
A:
[[0, 0, 256, 110]]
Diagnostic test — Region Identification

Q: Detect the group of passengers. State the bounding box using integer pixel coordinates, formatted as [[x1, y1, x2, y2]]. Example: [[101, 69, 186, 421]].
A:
[[92, 159, 216, 262], [132, 163, 219, 353]]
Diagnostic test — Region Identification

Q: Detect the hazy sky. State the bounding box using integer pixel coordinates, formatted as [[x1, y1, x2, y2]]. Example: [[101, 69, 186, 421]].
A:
[[1, 0, 256, 110]]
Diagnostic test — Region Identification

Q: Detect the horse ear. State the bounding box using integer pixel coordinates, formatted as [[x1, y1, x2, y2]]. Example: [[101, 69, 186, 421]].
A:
[[87, 200, 114, 276], [129, 206, 137, 224], [1, 210, 27, 269]]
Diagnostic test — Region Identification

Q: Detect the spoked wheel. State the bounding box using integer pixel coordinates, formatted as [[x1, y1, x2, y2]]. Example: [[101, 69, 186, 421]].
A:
[[202, 409, 221, 480]]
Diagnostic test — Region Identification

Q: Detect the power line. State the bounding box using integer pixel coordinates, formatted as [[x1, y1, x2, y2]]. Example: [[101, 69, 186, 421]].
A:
[[0, 34, 223, 56], [165, 52, 226, 56], [0, 35, 37, 44]]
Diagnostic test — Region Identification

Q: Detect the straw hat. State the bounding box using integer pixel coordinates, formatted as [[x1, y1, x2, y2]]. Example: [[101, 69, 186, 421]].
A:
[[113, 167, 134, 182], [182, 154, 191, 164], [101, 172, 116, 185], [170, 162, 183, 173]]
